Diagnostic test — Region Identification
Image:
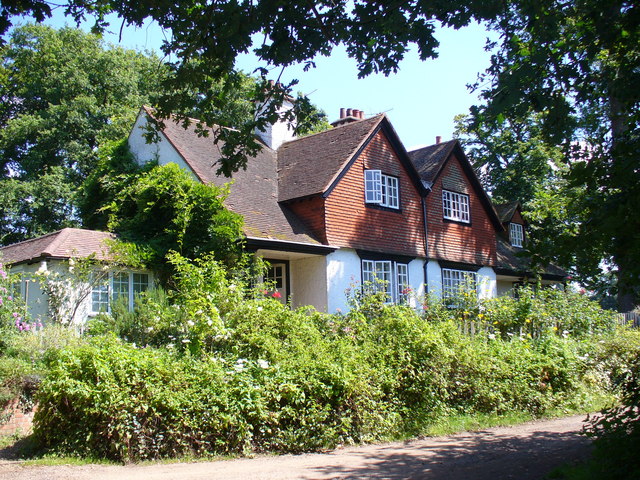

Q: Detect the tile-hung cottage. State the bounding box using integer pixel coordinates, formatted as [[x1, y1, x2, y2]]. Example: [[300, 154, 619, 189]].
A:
[[128, 104, 566, 313]]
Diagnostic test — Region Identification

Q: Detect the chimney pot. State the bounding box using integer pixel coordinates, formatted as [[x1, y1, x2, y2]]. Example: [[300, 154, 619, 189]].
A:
[[340, 108, 346, 119], [346, 108, 353, 117], [353, 109, 359, 118], [359, 110, 364, 119], [436, 135, 442, 144]]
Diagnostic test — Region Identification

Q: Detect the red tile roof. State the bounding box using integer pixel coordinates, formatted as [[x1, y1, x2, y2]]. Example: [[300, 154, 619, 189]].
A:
[[0, 228, 116, 266], [494, 201, 521, 224], [277, 115, 384, 202], [408, 140, 457, 183], [147, 109, 323, 245]]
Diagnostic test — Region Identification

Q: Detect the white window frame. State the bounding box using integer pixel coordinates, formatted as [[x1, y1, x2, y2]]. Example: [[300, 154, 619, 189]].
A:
[[362, 260, 409, 303], [364, 169, 400, 209], [364, 169, 382, 204], [442, 190, 470, 223], [442, 268, 477, 301], [91, 271, 150, 314], [396, 263, 410, 304], [510, 222, 524, 247]]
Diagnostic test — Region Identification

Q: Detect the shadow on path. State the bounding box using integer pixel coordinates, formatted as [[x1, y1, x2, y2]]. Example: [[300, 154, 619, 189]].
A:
[[304, 425, 592, 479]]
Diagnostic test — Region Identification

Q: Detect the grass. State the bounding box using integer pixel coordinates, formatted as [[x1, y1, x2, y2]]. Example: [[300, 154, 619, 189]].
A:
[[422, 411, 536, 437]]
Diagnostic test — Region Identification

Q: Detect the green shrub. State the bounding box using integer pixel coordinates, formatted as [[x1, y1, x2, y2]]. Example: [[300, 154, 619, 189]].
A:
[[28, 254, 638, 461]]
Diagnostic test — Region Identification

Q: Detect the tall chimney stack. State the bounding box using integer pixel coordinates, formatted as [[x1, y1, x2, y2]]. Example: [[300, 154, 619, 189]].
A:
[[340, 108, 346, 119]]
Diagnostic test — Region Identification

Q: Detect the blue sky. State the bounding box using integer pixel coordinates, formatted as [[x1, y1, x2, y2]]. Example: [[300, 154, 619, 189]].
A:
[[25, 12, 496, 151]]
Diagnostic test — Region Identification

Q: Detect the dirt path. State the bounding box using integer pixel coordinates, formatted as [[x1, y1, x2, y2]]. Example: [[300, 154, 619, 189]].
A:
[[0, 414, 592, 480]]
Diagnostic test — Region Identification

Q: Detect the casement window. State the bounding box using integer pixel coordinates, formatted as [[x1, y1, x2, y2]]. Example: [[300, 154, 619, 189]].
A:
[[362, 259, 409, 303], [442, 190, 470, 223], [396, 263, 410, 304], [509, 222, 524, 247], [91, 272, 150, 313], [364, 169, 400, 209], [442, 268, 477, 300]]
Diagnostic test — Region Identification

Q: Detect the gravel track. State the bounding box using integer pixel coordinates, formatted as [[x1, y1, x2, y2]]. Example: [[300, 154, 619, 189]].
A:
[[0, 414, 592, 480]]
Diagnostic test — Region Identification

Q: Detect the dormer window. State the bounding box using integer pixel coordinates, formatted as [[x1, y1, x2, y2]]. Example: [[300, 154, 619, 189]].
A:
[[442, 190, 470, 223], [510, 222, 524, 247], [364, 170, 399, 209]]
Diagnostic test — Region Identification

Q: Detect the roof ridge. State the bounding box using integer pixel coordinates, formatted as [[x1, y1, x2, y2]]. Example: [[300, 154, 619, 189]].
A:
[[42, 228, 74, 257], [319, 115, 386, 194], [279, 114, 384, 148], [0, 228, 64, 253]]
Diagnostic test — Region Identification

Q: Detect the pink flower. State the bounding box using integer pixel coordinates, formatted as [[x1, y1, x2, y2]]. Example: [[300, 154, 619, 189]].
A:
[[271, 291, 282, 299]]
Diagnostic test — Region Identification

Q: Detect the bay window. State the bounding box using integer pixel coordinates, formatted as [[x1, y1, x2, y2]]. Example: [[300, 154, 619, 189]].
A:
[[362, 259, 409, 303], [91, 271, 150, 313], [442, 268, 477, 300]]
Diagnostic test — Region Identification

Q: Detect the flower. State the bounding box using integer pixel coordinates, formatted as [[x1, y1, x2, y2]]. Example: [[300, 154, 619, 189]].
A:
[[271, 291, 282, 299], [256, 306, 263, 312], [257, 359, 269, 369]]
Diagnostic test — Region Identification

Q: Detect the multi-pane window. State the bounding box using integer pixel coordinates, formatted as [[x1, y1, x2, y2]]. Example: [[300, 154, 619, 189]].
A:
[[442, 190, 470, 223], [442, 268, 477, 300], [91, 272, 150, 313], [362, 260, 409, 303], [396, 263, 409, 304], [364, 169, 400, 209], [91, 275, 110, 313], [112, 272, 130, 308], [510, 222, 524, 247], [381, 175, 399, 208]]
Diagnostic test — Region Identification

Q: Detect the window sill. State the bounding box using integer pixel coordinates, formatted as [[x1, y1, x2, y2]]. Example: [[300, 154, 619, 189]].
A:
[[443, 218, 472, 226], [366, 203, 402, 214]]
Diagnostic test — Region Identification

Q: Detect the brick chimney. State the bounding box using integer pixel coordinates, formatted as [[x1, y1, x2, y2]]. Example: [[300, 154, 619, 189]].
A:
[[331, 107, 365, 127]]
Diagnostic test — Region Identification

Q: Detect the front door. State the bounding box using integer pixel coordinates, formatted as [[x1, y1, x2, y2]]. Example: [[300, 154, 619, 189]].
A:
[[266, 263, 287, 304]]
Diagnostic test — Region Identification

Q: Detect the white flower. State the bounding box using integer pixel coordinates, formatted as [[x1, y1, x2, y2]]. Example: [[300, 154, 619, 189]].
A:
[[182, 338, 191, 343], [257, 359, 269, 369], [187, 320, 195, 327], [146, 326, 154, 332], [488, 333, 496, 340], [229, 284, 236, 291], [207, 319, 213, 326], [257, 306, 263, 312]]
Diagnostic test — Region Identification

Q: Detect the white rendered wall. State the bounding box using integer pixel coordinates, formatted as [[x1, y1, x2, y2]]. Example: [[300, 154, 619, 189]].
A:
[[425, 260, 443, 300], [255, 98, 296, 150], [407, 259, 426, 308], [10, 262, 49, 323], [10, 259, 154, 328], [127, 112, 200, 181], [290, 256, 328, 311], [477, 266, 497, 299], [326, 249, 361, 313], [326, 250, 428, 313]]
